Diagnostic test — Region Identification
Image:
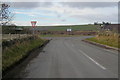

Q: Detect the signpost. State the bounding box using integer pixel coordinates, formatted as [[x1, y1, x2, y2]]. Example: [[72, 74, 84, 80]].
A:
[[31, 21, 37, 34], [67, 29, 72, 32], [67, 28, 72, 35]]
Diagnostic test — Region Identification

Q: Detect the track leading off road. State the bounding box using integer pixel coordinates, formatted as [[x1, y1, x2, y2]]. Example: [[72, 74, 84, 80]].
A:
[[5, 36, 118, 78]]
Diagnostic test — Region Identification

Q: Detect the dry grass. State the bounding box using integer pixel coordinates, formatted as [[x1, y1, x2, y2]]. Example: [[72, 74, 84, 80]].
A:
[[87, 31, 120, 48]]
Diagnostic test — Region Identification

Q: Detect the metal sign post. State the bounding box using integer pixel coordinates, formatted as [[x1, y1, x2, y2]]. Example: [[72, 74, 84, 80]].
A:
[[31, 21, 37, 34]]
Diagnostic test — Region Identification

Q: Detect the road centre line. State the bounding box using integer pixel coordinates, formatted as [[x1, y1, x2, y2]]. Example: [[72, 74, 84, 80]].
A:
[[79, 50, 106, 70]]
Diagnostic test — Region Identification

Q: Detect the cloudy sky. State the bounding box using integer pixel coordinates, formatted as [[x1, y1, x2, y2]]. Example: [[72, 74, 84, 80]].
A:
[[9, 2, 118, 26]]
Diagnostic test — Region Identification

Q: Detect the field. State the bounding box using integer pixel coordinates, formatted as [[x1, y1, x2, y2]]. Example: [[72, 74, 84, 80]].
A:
[[21, 25, 99, 31]]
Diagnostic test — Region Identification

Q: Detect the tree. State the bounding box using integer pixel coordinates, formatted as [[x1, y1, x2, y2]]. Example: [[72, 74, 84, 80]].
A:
[[102, 21, 105, 25], [0, 3, 14, 26], [94, 22, 98, 25], [106, 22, 110, 25], [102, 21, 110, 25]]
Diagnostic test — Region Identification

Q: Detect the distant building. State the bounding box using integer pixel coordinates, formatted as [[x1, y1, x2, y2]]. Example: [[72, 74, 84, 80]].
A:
[[100, 24, 120, 33]]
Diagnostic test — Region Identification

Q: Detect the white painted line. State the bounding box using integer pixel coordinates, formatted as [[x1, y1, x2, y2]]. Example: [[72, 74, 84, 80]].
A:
[[79, 50, 106, 70]]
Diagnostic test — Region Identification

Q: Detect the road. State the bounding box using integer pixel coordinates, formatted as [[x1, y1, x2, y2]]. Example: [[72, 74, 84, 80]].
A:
[[4, 36, 118, 78]]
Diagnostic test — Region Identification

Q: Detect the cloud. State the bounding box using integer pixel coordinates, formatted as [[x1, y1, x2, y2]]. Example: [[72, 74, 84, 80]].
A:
[[13, 10, 55, 17], [2, 0, 120, 2], [11, 2, 52, 9], [33, 16, 67, 22], [13, 11, 39, 17], [68, 6, 118, 23], [12, 21, 70, 26], [11, 2, 118, 25], [60, 2, 117, 9], [12, 21, 30, 26]]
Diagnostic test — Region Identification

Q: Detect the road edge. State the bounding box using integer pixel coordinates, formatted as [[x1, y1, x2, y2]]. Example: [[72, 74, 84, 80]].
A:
[[82, 39, 119, 51], [2, 39, 50, 77]]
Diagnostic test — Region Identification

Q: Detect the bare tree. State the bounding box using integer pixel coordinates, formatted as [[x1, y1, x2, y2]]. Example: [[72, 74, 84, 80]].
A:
[[0, 3, 14, 26]]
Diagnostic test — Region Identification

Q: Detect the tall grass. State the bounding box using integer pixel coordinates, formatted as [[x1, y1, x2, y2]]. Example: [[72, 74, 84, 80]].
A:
[[86, 31, 120, 48], [2, 37, 46, 71]]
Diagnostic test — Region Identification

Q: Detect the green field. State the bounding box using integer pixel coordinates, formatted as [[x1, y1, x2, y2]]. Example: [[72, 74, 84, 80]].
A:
[[20, 25, 99, 31]]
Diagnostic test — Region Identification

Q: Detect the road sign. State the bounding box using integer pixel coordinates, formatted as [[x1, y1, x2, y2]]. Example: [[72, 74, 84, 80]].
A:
[[31, 21, 37, 28], [67, 28, 72, 32], [31, 21, 37, 34]]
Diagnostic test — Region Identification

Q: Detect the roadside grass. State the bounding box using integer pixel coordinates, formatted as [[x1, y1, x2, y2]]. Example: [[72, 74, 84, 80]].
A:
[[86, 32, 120, 48], [2, 37, 46, 71]]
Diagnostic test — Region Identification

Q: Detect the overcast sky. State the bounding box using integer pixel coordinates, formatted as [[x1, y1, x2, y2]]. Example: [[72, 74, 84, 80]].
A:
[[8, 2, 118, 26]]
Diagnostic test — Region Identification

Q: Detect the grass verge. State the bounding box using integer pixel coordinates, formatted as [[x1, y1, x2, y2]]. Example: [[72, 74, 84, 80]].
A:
[[86, 33, 120, 48], [2, 37, 46, 71]]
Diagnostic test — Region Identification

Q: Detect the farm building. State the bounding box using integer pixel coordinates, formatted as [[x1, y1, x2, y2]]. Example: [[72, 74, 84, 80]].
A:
[[100, 24, 120, 33]]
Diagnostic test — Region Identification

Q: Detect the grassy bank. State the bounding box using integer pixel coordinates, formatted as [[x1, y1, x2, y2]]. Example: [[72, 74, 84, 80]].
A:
[[2, 36, 46, 71], [86, 32, 120, 48]]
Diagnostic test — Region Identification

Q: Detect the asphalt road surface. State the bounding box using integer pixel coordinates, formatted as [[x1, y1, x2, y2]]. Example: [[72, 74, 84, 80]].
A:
[[4, 36, 118, 78]]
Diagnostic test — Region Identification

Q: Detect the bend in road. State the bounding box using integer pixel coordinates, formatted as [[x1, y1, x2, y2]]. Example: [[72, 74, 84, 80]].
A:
[[4, 36, 118, 78]]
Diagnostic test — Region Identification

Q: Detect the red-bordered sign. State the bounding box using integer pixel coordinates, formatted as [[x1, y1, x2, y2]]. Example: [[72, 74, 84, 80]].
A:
[[31, 21, 37, 28]]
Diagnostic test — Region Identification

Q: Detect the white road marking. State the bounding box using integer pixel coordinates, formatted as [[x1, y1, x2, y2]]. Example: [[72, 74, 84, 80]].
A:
[[79, 50, 106, 70]]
